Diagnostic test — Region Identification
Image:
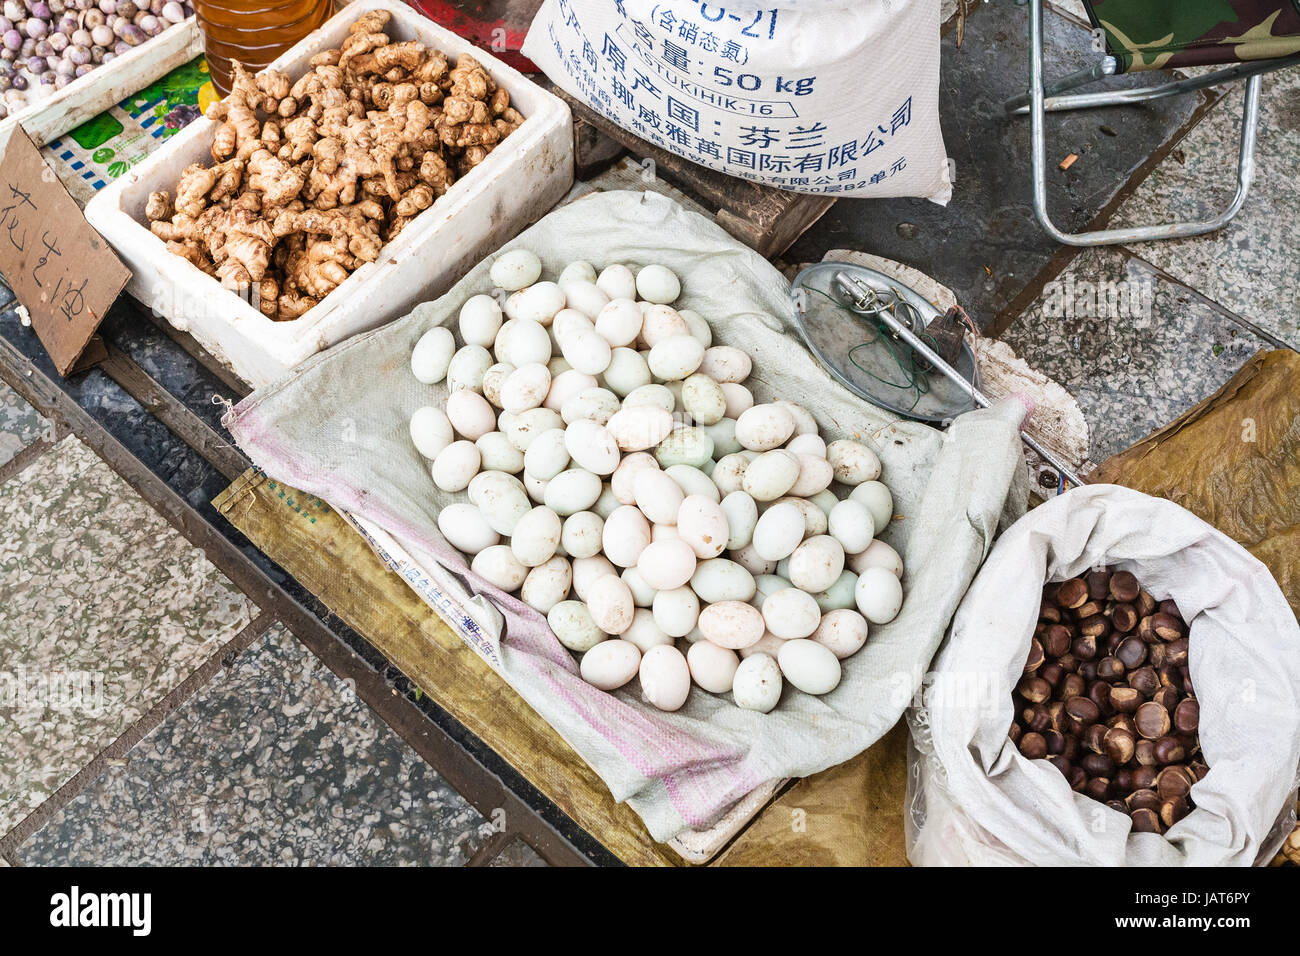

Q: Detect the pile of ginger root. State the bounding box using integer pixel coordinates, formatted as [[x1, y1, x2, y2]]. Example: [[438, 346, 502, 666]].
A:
[[145, 8, 524, 321]]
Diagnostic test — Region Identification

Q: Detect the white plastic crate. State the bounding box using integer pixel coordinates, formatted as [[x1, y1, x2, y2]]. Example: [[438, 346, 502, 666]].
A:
[[85, 0, 573, 387], [0, 18, 204, 148]]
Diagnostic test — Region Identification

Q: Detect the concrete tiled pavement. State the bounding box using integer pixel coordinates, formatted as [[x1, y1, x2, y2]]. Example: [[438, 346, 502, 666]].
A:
[[1, 1, 1297, 866]]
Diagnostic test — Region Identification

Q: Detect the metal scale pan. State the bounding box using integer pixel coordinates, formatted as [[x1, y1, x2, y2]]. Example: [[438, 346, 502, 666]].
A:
[[789, 261, 978, 424]]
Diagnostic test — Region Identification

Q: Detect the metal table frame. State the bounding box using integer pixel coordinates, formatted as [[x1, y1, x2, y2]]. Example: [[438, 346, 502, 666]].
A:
[[0, 291, 612, 867]]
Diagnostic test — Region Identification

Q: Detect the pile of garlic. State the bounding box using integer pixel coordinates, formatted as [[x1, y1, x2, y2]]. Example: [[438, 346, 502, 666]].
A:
[[409, 250, 905, 714]]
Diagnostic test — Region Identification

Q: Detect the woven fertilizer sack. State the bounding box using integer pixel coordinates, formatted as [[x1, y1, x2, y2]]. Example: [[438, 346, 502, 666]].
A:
[[523, 0, 951, 202], [907, 485, 1300, 866], [226, 191, 1026, 842]]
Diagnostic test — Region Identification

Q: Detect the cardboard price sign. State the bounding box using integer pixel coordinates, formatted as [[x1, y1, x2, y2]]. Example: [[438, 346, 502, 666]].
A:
[[0, 126, 129, 375]]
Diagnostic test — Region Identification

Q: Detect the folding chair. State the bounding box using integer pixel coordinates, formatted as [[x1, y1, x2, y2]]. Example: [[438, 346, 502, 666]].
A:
[[1005, 0, 1300, 246]]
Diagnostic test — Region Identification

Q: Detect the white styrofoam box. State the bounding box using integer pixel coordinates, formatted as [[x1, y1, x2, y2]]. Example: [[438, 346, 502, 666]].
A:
[[85, 0, 573, 387], [0, 19, 204, 148]]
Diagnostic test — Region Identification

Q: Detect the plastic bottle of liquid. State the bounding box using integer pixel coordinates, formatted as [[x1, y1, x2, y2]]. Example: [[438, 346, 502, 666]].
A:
[[193, 0, 333, 94]]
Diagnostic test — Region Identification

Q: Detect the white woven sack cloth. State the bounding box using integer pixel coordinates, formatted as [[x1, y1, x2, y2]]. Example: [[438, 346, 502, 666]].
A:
[[523, 0, 951, 202], [226, 190, 1029, 841], [907, 484, 1300, 866]]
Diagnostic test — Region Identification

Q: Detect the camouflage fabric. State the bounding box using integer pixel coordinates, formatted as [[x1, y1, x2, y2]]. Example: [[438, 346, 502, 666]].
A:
[[1085, 0, 1300, 71]]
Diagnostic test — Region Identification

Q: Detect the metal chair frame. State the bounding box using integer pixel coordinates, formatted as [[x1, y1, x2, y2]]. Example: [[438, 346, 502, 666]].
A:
[[1005, 0, 1300, 246]]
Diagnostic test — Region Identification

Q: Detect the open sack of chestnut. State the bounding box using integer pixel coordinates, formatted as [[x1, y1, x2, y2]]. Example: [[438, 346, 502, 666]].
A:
[[906, 484, 1300, 866]]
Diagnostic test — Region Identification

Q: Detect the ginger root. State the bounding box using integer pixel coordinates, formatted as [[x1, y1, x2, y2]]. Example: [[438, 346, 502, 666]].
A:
[[147, 10, 524, 321]]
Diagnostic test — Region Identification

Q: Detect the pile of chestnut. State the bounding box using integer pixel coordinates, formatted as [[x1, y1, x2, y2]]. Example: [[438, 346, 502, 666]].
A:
[[1010, 568, 1205, 835]]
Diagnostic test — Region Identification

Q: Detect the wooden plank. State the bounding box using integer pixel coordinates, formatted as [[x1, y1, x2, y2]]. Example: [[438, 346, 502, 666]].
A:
[[552, 87, 835, 258], [213, 468, 685, 867]]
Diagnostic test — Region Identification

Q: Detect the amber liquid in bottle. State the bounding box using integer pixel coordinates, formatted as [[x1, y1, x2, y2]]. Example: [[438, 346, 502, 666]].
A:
[[194, 0, 334, 94]]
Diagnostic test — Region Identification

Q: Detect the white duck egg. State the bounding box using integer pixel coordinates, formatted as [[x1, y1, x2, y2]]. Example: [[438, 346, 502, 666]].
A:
[[636, 539, 697, 591], [640, 305, 690, 348], [560, 510, 604, 559], [815, 570, 859, 613], [621, 566, 656, 607], [634, 467, 685, 524], [446, 389, 496, 441], [829, 499, 875, 554], [482, 362, 515, 409], [732, 653, 783, 712], [731, 543, 776, 576], [410, 406, 454, 460], [654, 426, 713, 468], [605, 405, 674, 452], [698, 600, 765, 650], [788, 454, 834, 497], [495, 318, 552, 367], [561, 279, 610, 319], [647, 335, 705, 381], [410, 326, 455, 384], [473, 473, 531, 536], [622, 383, 676, 413], [690, 558, 756, 604], [596, 263, 637, 301], [855, 566, 904, 624], [787, 535, 846, 594], [611, 451, 659, 504], [602, 347, 653, 397], [622, 608, 674, 654], [436, 502, 498, 556], [457, 294, 503, 347], [774, 401, 818, 436], [558, 260, 597, 285], [848, 539, 904, 579], [639, 644, 690, 712], [720, 383, 755, 419], [543, 468, 603, 516], [720, 491, 758, 550], [712, 454, 750, 496], [475, 431, 524, 474], [635, 264, 681, 304], [702, 418, 741, 457], [699, 345, 752, 384], [826, 440, 882, 486], [431, 440, 481, 492], [849, 480, 894, 533], [561, 329, 613, 377], [676, 494, 728, 559], [735, 404, 796, 451], [742, 450, 801, 502], [681, 373, 726, 425], [787, 433, 827, 457], [586, 574, 636, 634], [678, 309, 712, 347], [564, 420, 621, 475], [520, 555, 571, 613], [594, 298, 643, 347], [549, 600, 605, 652], [571, 554, 618, 601], [447, 345, 494, 393], [687, 641, 739, 695], [580, 639, 641, 690], [543, 369, 598, 413], [761, 587, 822, 639], [652, 586, 700, 638], [470, 544, 528, 591], [500, 363, 551, 414], [777, 639, 842, 695], [506, 407, 564, 452], [602, 505, 652, 568], [490, 249, 542, 291], [665, 464, 719, 503], [524, 428, 571, 481], [813, 608, 869, 659], [511, 506, 562, 567], [561, 386, 621, 426], [514, 281, 565, 325]]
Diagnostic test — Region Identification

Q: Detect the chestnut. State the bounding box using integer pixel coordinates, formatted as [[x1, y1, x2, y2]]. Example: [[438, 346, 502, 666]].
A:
[[1116, 636, 1148, 669], [1079, 613, 1108, 638], [1022, 704, 1051, 734], [1059, 673, 1086, 701], [1085, 777, 1111, 802], [1111, 603, 1138, 634], [1134, 739, 1158, 767], [1130, 807, 1164, 833], [1103, 726, 1136, 766], [1017, 675, 1052, 704], [1137, 589, 1157, 617], [1173, 698, 1199, 734], [1043, 624, 1072, 658], [1072, 635, 1099, 661], [1056, 578, 1088, 609], [1155, 765, 1194, 800], [1166, 638, 1189, 667], [1131, 766, 1158, 791], [1109, 570, 1140, 603], [1153, 735, 1186, 765], [1109, 686, 1142, 714], [1083, 723, 1109, 755], [1019, 731, 1048, 760], [1160, 795, 1190, 828], [1127, 788, 1160, 812], [1024, 638, 1046, 673], [1097, 656, 1126, 681], [1135, 701, 1171, 740], [1081, 752, 1115, 778], [1150, 612, 1185, 641], [1127, 666, 1159, 698]]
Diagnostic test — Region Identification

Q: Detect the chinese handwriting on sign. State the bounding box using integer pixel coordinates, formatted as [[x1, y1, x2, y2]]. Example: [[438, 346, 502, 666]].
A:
[[0, 184, 90, 323]]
